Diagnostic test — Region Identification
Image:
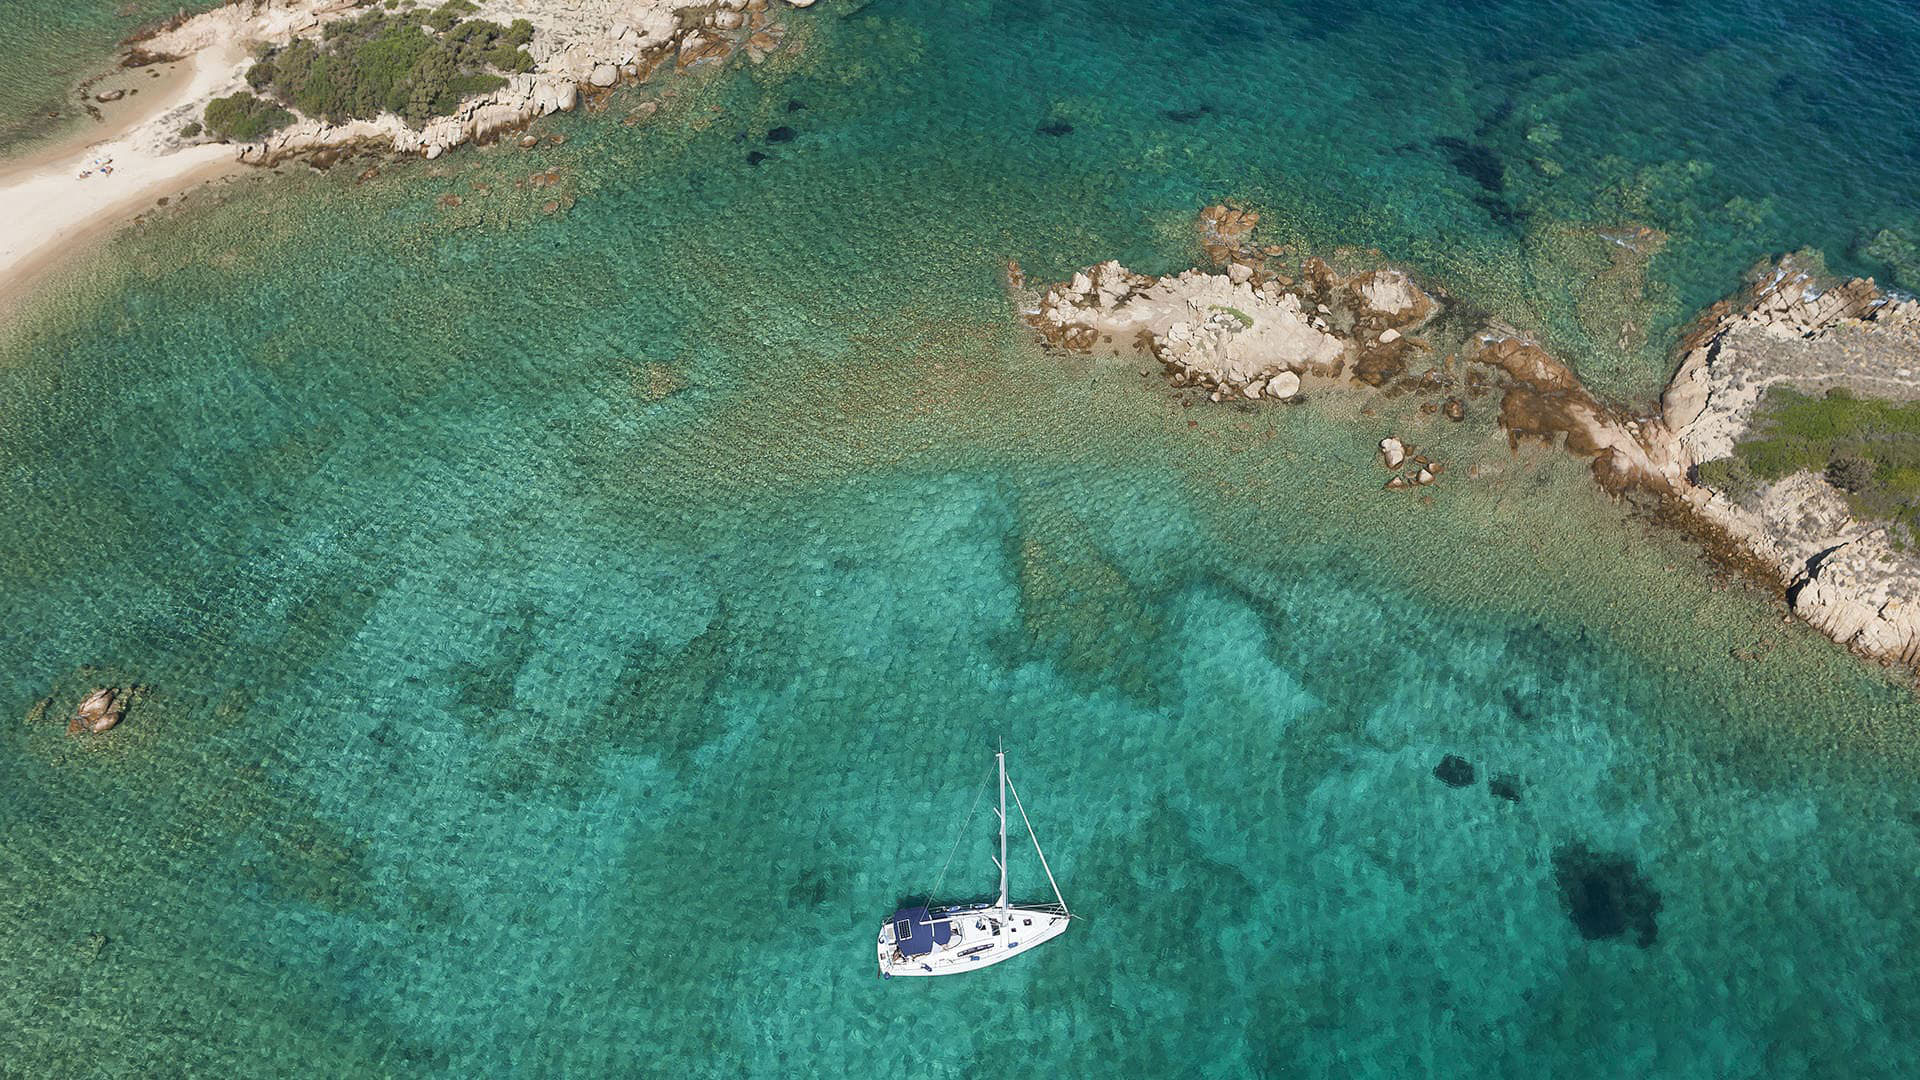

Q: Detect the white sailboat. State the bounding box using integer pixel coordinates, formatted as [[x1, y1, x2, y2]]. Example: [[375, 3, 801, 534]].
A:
[[877, 746, 1071, 978]]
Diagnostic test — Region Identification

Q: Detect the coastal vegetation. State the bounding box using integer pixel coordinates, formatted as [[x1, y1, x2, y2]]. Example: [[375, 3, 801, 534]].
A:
[[202, 92, 294, 141], [242, 2, 536, 128], [1703, 386, 1920, 538]]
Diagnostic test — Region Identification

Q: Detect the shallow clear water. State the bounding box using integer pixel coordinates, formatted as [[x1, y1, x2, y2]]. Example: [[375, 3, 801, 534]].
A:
[[5, 1, 1920, 1075], [0, 0, 221, 154]]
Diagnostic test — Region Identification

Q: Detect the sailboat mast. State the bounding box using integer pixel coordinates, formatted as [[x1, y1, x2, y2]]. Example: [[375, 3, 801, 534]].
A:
[[996, 748, 1009, 911]]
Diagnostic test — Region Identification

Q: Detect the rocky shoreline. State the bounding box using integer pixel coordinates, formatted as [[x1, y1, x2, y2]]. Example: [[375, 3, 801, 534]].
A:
[[1663, 257, 1920, 666], [1021, 206, 1920, 671], [133, 0, 814, 168]]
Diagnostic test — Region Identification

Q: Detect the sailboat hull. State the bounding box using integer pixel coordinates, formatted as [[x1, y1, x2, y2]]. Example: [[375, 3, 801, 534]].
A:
[[877, 905, 1070, 978]]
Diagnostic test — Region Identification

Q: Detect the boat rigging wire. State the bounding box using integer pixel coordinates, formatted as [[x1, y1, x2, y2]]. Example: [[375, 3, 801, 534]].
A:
[[1006, 771, 1069, 915], [928, 766, 990, 901]]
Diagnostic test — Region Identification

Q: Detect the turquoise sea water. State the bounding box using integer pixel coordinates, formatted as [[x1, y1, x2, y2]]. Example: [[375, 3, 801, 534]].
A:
[[0, 1, 222, 154], [6, 1, 1920, 1075]]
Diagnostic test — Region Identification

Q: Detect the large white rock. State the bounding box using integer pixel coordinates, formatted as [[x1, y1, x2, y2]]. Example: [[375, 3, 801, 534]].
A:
[[589, 63, 619, 87], [1357, 269, 1423, 316], [1267, 371, 1301, 399], [1380, 436, 1407, 469]]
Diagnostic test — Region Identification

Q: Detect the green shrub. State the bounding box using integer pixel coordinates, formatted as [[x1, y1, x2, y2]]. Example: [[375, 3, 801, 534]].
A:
[[202, 92, 295, 141], [1729, 385, 1920, 529], [1827, 454, 1877, 493], [1695, 456, 1758, 499], [178, 120, 201, 138], [483, 44, 535, 73], [244, 8, 534, 129]]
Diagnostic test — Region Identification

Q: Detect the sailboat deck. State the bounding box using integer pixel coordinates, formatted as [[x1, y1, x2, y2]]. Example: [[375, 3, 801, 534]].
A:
[[878, 905, 1071, 977]]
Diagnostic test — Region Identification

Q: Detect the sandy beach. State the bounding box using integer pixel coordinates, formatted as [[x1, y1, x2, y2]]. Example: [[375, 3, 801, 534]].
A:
[[0, 0, 809, 320], [0, 44, 248, 317]]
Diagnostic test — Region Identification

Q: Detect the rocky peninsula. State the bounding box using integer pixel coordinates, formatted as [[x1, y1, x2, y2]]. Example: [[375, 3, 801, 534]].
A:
[[1664, 258, 1920, 665], [0, 0, 815, 306], [143, 0, 813, 165], [1021, 206, 1920, 671]]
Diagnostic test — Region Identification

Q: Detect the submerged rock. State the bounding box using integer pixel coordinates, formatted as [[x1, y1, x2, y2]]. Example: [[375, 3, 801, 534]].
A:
[[1433, 754, 1475, 787], [1488, 774, 1522, 802], [1551, 842, 1661, 947]]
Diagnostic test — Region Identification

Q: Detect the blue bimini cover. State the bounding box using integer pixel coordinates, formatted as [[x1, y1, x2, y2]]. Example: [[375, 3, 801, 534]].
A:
[[890, 907, 952, 958]]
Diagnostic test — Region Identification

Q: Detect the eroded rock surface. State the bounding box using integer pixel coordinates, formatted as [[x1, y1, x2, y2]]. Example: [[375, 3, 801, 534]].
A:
[[1664, 254, 1920, 462], [68, 687, 127, 735], [1663, 255, 1920, 667], [1025, 206, 1683, 495], [1027, 210, 1439, 403]]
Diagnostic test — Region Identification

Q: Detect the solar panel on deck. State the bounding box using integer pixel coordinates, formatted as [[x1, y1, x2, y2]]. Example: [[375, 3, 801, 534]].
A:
[[888, 906, 951, 958]]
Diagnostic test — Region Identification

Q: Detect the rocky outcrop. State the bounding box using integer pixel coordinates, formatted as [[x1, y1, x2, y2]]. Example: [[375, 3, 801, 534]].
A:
[[1027, 208, 1440, 403], [1020, 206, 1920, 672], [1663, 253, 1920, 462], [1661, 254, 1920, 667], [132, 0, 813, 167], [1472, 330, 1688, 495], [1026, 205, 1678, 492], [1793, 533, 1919, 664], [68, 687, 126, 735]]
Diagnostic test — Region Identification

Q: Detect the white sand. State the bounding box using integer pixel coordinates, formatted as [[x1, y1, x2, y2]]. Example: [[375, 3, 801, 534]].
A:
[[0, 0, 811, 315], [0, 44, 249, 313]]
